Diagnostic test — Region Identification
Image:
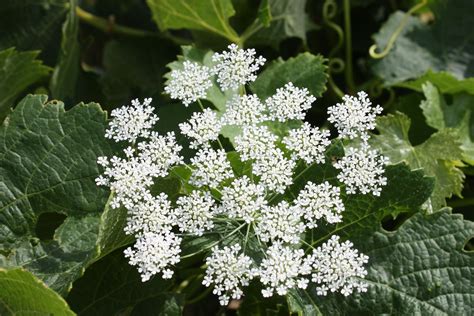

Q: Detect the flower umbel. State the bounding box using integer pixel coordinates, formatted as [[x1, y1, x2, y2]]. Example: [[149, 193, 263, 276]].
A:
[[212, 43, 266, 90], [164, 61, 212, 106], [97, 50, 384, 305]]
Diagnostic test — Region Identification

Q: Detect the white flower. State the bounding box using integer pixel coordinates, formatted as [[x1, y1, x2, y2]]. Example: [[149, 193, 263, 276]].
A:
[[311, 235, 368, 296], [203, 244, 256, 306], [96, 131, 183, 209], [255, 201, 305, 244], [252, 149, 296, 194], [258, 243, 313, 297], [212, 43, 266, 91], [283, 122, 331, 164], [221, 94, 268, 126], [265, 82, 316, 122], [164, 61, 212, 106], [235, 125, 277, 162], [179, 108, 222, 149], [105, 98, 159, 143], [190, 148, 234, 188], [96, 154, 155, 209], [124, 231, 182, 281], [124, 192, 174, 235], [327, 91, 383, 141], [136, 132, 183, 177], [334, 146, 388, 196], [174, 191, 216, 236], [294, 181, 345, 228], [218, 176, 266, 223]]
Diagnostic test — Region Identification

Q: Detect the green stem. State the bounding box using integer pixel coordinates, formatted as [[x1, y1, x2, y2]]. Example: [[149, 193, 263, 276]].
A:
[[343, 0, 355, 94], [239, 21, 263, 46], [76, 7, 190, 44], [369, 0, 428, 59]]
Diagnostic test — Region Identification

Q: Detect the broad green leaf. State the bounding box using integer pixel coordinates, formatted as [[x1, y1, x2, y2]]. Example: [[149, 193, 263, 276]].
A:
[[101, 38, 178, 106], [300, 163, 434, 244], [146, 0, 240, 42], [0, 0, 70, 65], [286, 289, 322, 316], [67, 251, 182, 316], [0, 268, 74, 315], [372, 0, 474, 85], [245, 0, 314, 49], [0, 48, 50, 122], [50, 0, 80, 103], [251, 53, 328, 100], [371, 112, 464, 212], [397, 71, 474, 95], [317, 209, 474, 315], [0, 95, 114, 294], [419, 82, 474, 165]]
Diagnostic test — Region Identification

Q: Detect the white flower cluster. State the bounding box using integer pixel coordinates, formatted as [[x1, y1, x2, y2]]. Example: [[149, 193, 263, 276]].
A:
[[283, 122, 331, 164], [259, 243, 312, 297], [179, 108, 221, 149], [294, 181, 345, 228], [334, 146, 388, 196], [203, 244, 256, 305], [311, 235, 369, 296], [212, 43, 266, 91], [105, 98, 158, 143], [219, 176, 266, 223], [98, 45, 389, 306], [164, 61, 212, 107], [266, 83, 316, 122], [327, 91, 383, 142]]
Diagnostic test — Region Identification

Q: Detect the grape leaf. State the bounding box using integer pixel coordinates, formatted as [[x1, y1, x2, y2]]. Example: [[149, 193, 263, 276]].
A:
[[67, 251, 182, 316], [146, 0, 239, 42], [0, 48, 51, 122], [50, 0, 80, 103], [251, 53, 328, 100], [317, 209, 474, 315], [0, 94, 130, 295], [372, 0, 474, 85], [0, 268, 74, 315], [419, 82, 474, 165], [245, 0, 314, 49], [0, 0, 70, 66], [397, 71, 474, 95], [370, 112, 464, 213], [295, 162, 435, 244]]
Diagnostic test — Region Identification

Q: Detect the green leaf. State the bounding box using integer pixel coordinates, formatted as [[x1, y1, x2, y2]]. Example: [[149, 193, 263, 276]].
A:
[[286, 289, 322, 316], [0, 268, 74, 315], [397, 71, 474, 95], [317, 209, 474, 315], [0, 48, 50, 122], [419, 82, 474, 165], [371, 112, 464, 212], [50, 0, 80, 103], [251, 53, 328, 100], [372, 0, 474, 85], [67, 251, 182, 316], [0, 94, 113, 294], [0, 0, 70, 65], [257, 0, 272, 27], [146, 0, 239, 42], [238, 282, 289, 316], [302, 163, 434, 244], [101, 38, 178, 106], [246, 0, 314, 49]]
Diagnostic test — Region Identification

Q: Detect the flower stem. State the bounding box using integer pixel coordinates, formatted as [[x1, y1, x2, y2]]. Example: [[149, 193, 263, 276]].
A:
[[75, 6, 191, 44]]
